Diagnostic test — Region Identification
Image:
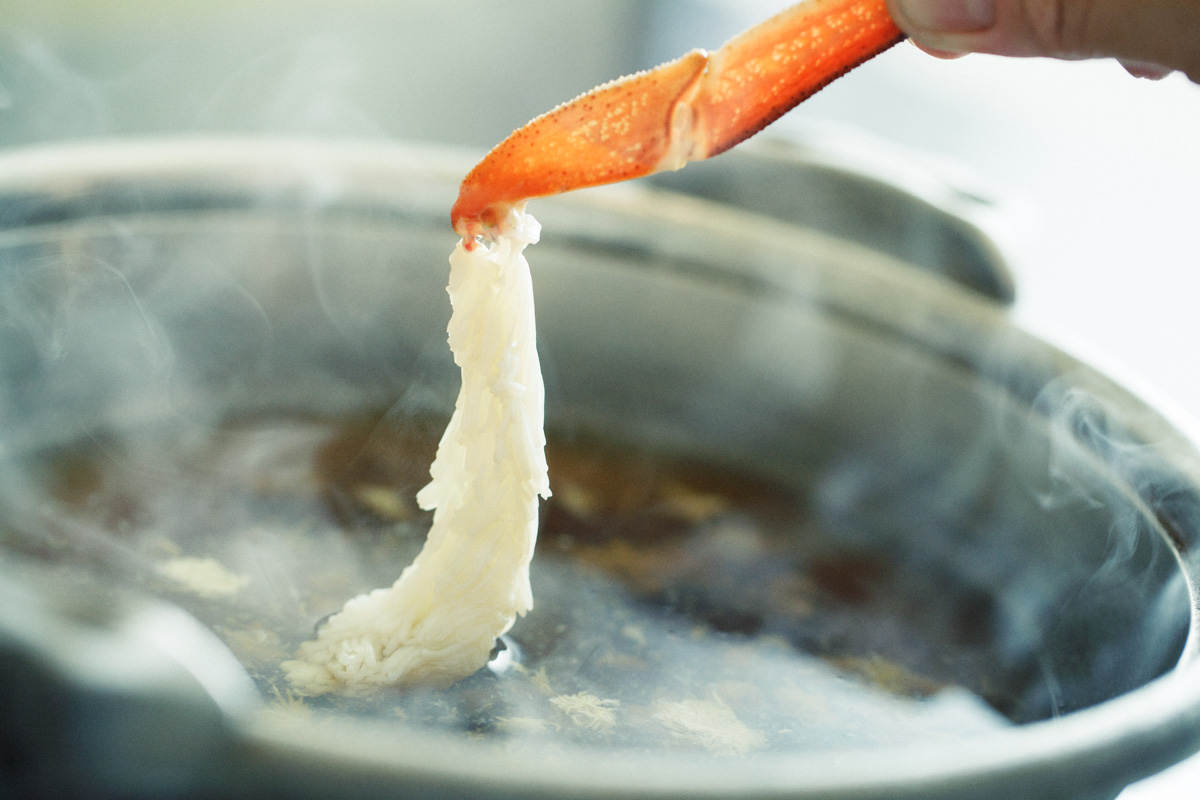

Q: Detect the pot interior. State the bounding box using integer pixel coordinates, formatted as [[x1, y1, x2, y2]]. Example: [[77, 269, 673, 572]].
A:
[[0, 146, 1193, 765]]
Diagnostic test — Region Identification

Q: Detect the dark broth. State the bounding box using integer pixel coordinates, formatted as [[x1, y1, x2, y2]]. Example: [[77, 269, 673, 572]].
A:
[[4, 413, 1011, 754]]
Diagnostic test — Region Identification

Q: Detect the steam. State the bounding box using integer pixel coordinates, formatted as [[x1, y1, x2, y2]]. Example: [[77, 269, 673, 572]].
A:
[[0, 33, 112, 142], [808, 328, 1195, 724], [0, 26, 388, 151], [1008, 371, 1194, 717], [196, 37, 385, 137], [1029, 374, 1185, 573]]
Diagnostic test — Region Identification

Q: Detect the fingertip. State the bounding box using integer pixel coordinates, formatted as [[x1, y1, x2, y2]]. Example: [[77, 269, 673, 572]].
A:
[[887, 0, 986, 61], [909, 39, 970, 60], [1119, 59, 1173, 81]]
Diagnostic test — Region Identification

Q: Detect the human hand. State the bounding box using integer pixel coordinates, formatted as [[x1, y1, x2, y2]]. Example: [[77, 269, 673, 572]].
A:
[[885, 0, 1200, 82]]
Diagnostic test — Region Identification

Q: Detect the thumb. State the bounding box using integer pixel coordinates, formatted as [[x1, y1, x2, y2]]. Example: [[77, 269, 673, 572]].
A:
[[885, 0, 1200, 82]]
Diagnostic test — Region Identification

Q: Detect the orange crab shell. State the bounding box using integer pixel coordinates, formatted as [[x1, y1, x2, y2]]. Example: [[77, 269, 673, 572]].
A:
[[451, 0, 904, 242]]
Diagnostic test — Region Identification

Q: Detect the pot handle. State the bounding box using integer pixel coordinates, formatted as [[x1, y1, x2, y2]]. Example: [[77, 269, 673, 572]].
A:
[[647, 129, 1015, 305], [0, 564, 257, 798]]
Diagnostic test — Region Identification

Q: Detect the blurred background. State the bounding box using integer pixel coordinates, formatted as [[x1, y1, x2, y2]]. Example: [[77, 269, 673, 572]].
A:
[[1, 0, 1198, 795]]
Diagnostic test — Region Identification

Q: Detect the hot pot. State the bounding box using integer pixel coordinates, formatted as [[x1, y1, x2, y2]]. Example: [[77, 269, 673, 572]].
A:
[[1, 138, 1199, 800]]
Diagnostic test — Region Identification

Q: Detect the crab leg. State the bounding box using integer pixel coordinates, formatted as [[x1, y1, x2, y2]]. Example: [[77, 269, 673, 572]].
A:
[[451, 0, 903, 242]]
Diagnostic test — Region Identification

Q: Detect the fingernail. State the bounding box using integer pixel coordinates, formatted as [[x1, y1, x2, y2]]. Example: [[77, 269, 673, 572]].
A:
[[894, 0, 996, 32]]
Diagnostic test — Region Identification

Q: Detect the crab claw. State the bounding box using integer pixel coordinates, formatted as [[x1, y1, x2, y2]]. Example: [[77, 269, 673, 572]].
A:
[[451, 0, 904, 242]]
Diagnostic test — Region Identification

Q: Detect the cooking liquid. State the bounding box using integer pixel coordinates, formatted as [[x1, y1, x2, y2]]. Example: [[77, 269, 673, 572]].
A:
[[6, 414, 1011, 754]]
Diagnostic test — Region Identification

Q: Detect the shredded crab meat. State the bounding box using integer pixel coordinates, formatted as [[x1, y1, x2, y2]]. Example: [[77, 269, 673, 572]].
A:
[[653, 695, 767, 756], [284, 209, 550, 692]]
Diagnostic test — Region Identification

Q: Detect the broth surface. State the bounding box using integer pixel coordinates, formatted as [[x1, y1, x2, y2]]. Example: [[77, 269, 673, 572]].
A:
[[6, 413, 1012, 753]]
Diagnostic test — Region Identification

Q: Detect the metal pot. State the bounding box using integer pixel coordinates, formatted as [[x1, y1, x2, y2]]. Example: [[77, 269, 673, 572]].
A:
[[1, 138, 1199, 800]]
